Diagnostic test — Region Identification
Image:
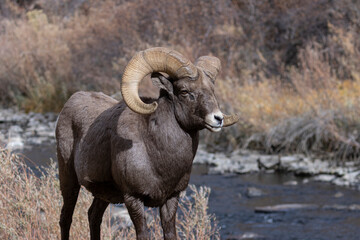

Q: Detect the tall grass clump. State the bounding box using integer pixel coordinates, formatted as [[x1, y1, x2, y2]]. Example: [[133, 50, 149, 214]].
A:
[[0, 148, 219, 239], [0, 9, 74, 112], [235, 28, 360, 158]]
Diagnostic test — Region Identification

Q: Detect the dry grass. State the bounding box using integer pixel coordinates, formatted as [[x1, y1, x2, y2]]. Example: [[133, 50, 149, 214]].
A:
[[0, 9, 74, 112], [233, 26, 360, 158], [0, 148, 220, 239], [1, 0, 360, 158]]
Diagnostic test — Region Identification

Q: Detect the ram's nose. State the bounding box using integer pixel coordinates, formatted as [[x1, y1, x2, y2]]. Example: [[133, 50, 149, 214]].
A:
[[205, 111, 224, 132], [214, 114, 224, 125]]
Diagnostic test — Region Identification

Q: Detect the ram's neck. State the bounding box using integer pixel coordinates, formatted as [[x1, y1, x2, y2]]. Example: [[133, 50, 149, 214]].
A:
[[148, 97, 199, 144], [143, 97, 199, 174]]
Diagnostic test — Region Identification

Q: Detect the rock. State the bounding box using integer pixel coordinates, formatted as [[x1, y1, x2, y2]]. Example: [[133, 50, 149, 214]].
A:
[[28, 119, 40, 127], [226, 232, 265, 240], [255, 203, 318, 213], [279, 156, 344, 177], [257, 155, 280, 170], [210, 159, 243, 174], [283, 180, 298, 186], [239, 232, 265, 240], [280, 155, 301, 165], [332, 177, 349, 187], [334, 192, 344, 198], [310, 159, 332, 174], [329, 171, 360, 188], [349, 204, 360, 211], [44, 112, 58, 122], [6, 136, 24, 150], [194, 147, 360, 186], [342, 171, 360, 183], [30, 112, 46, 123], [234, 161, 259, 174], [343, 161, 357, 168], [48, 121, 57, 129], [235, 163, 259, 174], [0, 132, 5, 145], [293, 158, 319, 176], [323, 204, 360, 211], [9, 125, 23, 134], [232, 154, 260, 174], [193, 147, 216, 165], [246, 187, 264, 198], [302, 178, 309, 184], [11, 113, 28, 125], [313, 174, 335, 182], [0, 108, 58, 148], [194, 147, 260, 174], [27, 137, 52, 145], [35, 125, 55, 138]]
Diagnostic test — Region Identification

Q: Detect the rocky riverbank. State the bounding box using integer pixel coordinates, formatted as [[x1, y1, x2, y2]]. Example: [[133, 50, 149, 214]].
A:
[[1, 108, 360, 190], [194, 146, 360, 190], [0, 108, 57, 149]]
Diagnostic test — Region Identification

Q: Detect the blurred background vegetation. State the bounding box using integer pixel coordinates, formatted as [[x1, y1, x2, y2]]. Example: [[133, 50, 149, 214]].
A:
[[1, 0, 360, 159]]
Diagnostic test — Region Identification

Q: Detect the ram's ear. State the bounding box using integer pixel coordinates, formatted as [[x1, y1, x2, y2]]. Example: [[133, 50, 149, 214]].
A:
[[151, 72, 174, 97], [195, 56, 221, 83]]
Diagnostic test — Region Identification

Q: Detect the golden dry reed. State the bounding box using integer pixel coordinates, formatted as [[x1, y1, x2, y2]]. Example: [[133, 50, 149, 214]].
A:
[[0, 148, 219, 239]]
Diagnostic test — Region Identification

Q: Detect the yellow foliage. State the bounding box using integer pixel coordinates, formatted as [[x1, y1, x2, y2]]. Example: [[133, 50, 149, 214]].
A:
[[218, 70, 360, 132], [26, 10, 48, 30]]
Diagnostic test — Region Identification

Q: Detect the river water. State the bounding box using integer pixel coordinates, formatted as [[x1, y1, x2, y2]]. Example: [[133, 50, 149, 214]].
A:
[[20, 145, 360, 240], [191, 167, 360, 240]]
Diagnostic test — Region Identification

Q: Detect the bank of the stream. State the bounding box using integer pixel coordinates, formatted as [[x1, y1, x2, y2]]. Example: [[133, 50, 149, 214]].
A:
[[8, 144, 360, 240], [1, 109, 360, 239], [1, 108, 359, 189]]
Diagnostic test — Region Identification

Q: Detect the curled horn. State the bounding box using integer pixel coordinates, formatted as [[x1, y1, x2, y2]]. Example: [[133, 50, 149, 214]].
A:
[[223, 114, 240, 127], [121, 47, 198, 114]]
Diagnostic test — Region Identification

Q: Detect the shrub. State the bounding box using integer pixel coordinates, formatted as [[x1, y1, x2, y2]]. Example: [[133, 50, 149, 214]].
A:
[[0, 148, 219, 239]]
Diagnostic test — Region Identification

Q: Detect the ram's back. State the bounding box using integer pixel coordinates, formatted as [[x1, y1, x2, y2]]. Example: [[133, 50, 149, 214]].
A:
[[56, 91, 118, 165]]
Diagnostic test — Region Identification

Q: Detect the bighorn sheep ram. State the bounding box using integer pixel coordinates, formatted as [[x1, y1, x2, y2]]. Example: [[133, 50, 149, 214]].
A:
[[56, 47, 239, 240]]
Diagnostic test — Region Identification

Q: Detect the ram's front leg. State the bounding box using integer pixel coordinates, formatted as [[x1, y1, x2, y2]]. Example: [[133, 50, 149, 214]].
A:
[[124, 195, 149, 240], [160, 195, 179, 240]]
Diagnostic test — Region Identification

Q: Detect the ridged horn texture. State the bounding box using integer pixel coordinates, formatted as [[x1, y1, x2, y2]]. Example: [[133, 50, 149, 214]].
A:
[[223, 114, 240, 127], [121, 47, 198, 114], [195, 56, 221, 80]]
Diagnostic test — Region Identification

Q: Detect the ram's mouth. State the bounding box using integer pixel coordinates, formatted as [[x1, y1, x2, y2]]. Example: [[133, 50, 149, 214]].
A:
[[205, 123, 222, 132]]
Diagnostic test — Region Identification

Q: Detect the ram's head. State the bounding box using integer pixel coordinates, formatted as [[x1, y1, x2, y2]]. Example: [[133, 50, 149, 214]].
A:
[[121, 47, 239, 132]]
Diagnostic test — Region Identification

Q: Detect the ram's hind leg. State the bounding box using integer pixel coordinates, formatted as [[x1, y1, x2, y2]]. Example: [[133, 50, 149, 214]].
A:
[[58, 151, 80, 240], [88, 198, 109, 240]]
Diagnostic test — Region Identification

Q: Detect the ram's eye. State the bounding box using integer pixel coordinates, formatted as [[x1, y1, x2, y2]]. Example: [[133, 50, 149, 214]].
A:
[[180, 90, 189, 96]]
